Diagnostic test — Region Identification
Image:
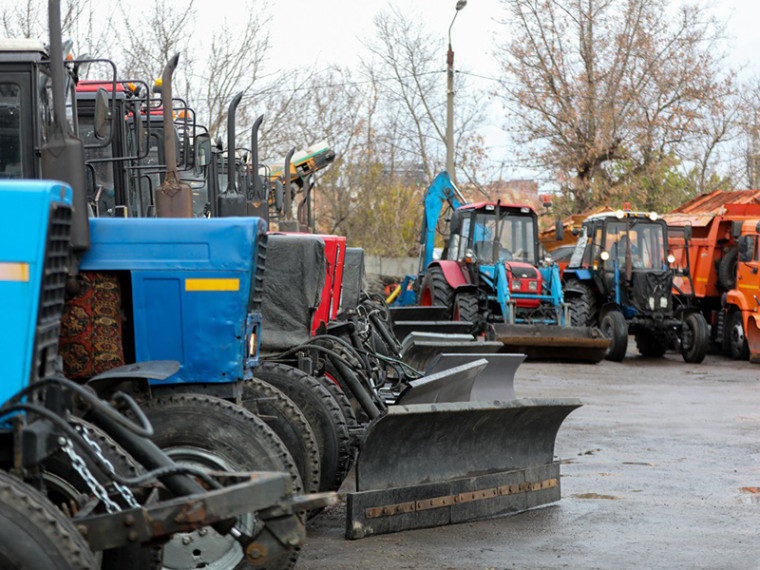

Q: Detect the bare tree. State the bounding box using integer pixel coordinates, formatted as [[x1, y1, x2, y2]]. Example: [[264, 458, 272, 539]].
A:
[[497, 0, 733, 213]]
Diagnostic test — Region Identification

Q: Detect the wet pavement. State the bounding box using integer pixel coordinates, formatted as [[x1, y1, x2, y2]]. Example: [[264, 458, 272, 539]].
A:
[[299, 347, 760, 569]]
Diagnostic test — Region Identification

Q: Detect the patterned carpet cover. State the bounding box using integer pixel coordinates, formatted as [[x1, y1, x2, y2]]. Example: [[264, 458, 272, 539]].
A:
[[59, 271, 125, 380]]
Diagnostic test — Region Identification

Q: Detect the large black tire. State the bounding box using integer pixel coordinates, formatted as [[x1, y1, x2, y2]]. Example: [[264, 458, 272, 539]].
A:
[[0, 471, 96, 570], [681, 312, 709, 364], [241, 378, 322, 494], [419, 265, 453, 309], [726, 310, 749, 360], [254, 362, 351, 492], [718, 247, 738, 291], [601, 311, 628, 362], [565, 279, 597, 327], [453, 292, 479, 323], [635, 333, 668, 358], [140, 393, 301, 570]]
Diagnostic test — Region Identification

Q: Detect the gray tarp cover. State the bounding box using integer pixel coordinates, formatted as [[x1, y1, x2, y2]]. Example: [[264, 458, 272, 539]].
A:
[[260, 234, 326, 352], [339, 247, 365, 316]]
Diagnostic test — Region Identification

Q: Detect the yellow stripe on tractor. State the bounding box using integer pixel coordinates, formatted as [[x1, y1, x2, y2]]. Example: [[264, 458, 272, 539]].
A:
[[185, 278, 240, 291], [0, 262, 30, 282]]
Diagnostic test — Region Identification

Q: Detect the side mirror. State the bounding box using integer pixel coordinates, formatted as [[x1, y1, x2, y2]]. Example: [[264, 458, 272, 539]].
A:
[[93, 87, 111, 140], [555, 220, 564, 241], [450, 211, 461, 234], [732, 220, 743, 239], [571, 227, 580, 236], [194, 133, 212, 167], [684, 225, 692, 241], [738, 235, 754, 263]]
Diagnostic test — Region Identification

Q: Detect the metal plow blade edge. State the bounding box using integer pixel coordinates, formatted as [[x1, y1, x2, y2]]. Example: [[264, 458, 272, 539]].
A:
[[400, 332, 503, 371], [346, 398, 582, 539], [491, 324, 610, 363]]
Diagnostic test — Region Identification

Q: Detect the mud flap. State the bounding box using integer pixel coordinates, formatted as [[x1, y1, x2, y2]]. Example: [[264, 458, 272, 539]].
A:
[[424, 353, 525, 401], [746, 314, 760, 363], [395, 360, 489, 404], [491, 324, 609, 362], [400, 332, 502, 371], [345, 398, 582, 539]]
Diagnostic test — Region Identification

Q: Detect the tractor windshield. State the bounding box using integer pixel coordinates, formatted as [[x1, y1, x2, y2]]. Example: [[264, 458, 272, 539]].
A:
[[470, 210, 536, 265], [604, 220, 666, 270], [0, 83, 22, 178]]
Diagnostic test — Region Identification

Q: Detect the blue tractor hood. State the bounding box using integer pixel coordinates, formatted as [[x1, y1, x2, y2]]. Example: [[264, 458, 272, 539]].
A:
[[80, 217, 266, 385]]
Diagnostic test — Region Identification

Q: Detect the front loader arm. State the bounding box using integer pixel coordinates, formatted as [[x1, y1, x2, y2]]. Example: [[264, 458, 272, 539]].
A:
[[419, 171, 466, 273]]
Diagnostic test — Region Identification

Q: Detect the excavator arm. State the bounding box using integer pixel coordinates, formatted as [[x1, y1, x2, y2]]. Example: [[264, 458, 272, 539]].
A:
[[419, 171, 466, 272]]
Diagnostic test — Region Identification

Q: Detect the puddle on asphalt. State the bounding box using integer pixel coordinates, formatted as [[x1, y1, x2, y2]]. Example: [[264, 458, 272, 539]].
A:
[[622, 461, 655, 466], [571, 493, 622, 500]]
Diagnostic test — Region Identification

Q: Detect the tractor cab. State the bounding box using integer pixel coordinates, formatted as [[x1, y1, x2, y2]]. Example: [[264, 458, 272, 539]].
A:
[[0, 40, 59, 180], [568, 210, 673, 318]]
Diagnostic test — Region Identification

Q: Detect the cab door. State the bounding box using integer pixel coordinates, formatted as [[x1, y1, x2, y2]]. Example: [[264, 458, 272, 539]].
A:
[[735, 232, 759, 296]]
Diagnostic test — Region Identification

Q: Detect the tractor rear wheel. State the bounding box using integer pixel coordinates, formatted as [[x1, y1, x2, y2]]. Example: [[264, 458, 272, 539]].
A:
[[140, 393, 302, 570], [453, 292, 479, 324], [241, 378, 322, 494], [419, 265, 453, 309], [565, 279, 597, 327], [0, 470, 96, 570], [254, 362, 351, 492], [681, 312, 709, 364], [601, 310, 628, 362], [635, 333, 668, 358], [726, 310, 749, 360]]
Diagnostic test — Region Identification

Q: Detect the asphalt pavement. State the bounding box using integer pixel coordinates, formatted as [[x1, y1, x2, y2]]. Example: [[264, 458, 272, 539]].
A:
[[299, 345, 760, 569]]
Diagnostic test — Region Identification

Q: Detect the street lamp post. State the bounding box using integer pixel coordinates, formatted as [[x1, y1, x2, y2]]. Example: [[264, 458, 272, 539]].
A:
[[446, 0, 467, 183]]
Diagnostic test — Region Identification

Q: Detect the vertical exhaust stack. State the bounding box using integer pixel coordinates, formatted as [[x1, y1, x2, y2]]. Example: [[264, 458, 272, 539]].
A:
[[154, 54, 193, 218], [246, 113, 269, 222], [216, 92, 246, 217], [43, 0, 90, 259], [279, 147, 298, 231]]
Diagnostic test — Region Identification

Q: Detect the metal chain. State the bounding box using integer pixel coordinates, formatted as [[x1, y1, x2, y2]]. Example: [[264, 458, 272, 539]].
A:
[[77, 425, 140, 509], [60, 437, 121, 514]]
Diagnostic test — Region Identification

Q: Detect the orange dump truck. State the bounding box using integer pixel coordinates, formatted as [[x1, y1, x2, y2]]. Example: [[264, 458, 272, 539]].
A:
[[665, 190, 760, 360]]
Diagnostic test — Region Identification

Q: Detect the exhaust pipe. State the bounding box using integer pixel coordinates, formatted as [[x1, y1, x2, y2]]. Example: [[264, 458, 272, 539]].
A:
[[154, 53, 192, 218], [216, 92, 246, 217], [43, 0, 90, 257]]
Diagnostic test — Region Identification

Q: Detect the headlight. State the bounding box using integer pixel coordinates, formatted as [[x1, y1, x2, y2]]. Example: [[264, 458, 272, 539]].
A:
[[649, 297, 655, 310], [615, 210, 625, 219], [528, 280, 538, 291], [248, 331, 258, 357], [667, 253, 675, 264], [511, 279, 522, 290], [660, 297, 668, 308], [648, 212, 658, 221], [600, 251, 610, 261]]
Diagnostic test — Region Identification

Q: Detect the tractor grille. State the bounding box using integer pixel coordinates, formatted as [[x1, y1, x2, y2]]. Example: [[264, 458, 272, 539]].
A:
[[631, 270, 673, 316], [32, 201, 72, 383], [250, 232, 267, 313]]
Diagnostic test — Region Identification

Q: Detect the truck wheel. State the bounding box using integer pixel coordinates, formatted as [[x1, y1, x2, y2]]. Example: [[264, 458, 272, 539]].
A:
[[726, 310, 749, 360], [635, 333, 668, 358], [254, 362, 351, 492], [0, 470, 96, 570], [453, 292, 479, 324], [681, 313, 709, 364], [419, 265, 453, 309], [718, 248, 738, 291], [601, 311, 628, 362], [241, 378, 322, 494], [140, 393, 302, 570], [565, 279, 597, 326]]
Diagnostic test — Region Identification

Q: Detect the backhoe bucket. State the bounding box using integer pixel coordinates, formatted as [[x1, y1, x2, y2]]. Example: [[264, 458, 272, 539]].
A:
[[400, 332, 502, 371], [491, 324, 609, 362], [424, 352, 525, 401], [346, 398, 582, 538]]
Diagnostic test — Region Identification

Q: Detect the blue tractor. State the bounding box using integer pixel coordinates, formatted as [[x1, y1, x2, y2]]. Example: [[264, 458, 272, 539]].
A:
[[562, 209, 709, 362], [0, 9, 335, 568], [392, 172, 609, 361]]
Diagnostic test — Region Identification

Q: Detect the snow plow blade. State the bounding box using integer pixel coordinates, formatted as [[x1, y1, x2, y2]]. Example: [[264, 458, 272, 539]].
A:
[[392, 320, 474, 342], [491, 324, 609, 362], [400, 332, 502, 371], [424, 353, 525, 401], [395, 359, 489, 405], [346, 398, 582, 539]]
